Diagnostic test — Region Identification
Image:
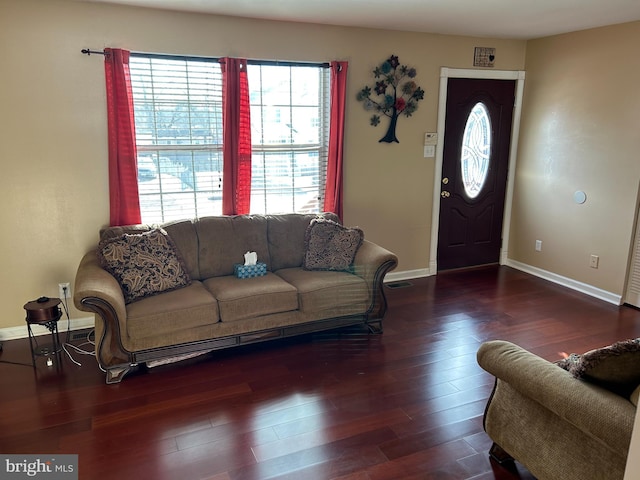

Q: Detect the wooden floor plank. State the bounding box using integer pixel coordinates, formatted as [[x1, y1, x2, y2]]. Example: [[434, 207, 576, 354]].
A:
[[1, 265, 638, 479]]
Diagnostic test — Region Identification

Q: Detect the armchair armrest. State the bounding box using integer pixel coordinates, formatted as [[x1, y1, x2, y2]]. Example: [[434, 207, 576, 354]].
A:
[[477, 340, 636, 456]]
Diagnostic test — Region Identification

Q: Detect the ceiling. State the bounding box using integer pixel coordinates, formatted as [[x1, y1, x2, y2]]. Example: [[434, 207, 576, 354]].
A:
[[81, 0, 640, 39]]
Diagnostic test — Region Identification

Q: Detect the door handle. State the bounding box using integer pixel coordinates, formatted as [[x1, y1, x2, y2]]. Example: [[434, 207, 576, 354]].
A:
[[441, 191, 450, 198]]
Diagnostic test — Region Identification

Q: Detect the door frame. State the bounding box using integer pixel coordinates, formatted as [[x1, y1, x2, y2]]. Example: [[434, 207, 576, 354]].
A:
[[429, 67, 526, 274]]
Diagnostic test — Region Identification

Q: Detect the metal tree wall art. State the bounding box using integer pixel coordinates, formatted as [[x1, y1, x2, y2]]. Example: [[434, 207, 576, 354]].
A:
[[356, 55, 425, 143]]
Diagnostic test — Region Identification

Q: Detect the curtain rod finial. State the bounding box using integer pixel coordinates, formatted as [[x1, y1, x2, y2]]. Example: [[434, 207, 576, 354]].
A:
[[81, 48, 109, 57]]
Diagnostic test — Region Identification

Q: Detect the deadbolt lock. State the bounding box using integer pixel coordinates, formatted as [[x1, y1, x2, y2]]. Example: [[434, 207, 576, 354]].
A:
[[442, 177, 449, 185]]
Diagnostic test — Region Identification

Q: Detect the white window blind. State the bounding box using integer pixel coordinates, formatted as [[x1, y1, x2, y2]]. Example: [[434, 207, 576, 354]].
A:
[[129, 54, 330, 224], [248, 64, 330, 215], [130, 55, 224, 224]]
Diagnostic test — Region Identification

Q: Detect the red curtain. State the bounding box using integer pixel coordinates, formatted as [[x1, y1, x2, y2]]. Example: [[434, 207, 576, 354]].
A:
[[324, 61, 348, 221], [104, 48, 141, 226], [220, 58, 252, 215]]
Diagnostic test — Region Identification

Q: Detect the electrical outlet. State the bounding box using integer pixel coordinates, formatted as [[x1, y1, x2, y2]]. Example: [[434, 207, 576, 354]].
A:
[[590, 255, 599, 269], [58, 282, 71, 300], [535, 240, 542, 252]]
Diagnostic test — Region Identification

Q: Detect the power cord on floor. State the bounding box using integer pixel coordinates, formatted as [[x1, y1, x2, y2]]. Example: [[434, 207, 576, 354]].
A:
[[0, 359, 33, 367], [0, 288, 97, 369], [60, 287, 95, 367], [0, 339, 31, 367], [0, 326, 32, 368]]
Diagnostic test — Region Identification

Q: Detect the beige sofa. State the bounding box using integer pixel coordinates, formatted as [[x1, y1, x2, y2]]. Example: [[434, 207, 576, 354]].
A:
[[477, 340, 637, 480], [74, 213, 398, 384]]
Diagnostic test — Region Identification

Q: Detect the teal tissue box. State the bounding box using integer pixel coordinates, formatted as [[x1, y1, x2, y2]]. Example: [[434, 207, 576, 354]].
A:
[[234, 262, 267, 279]]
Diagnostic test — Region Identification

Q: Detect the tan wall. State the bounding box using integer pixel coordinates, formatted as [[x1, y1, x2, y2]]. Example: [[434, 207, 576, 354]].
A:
[[511, 21, 640, 295], [0, 0, 526, 331]]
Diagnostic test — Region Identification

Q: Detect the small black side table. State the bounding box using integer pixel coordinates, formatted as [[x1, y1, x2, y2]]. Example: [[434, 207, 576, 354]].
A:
[[24, 297, 63, 368]]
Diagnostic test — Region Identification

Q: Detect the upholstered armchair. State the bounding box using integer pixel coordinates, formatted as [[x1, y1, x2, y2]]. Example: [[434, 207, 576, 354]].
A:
[[477, 340, 638, 480]]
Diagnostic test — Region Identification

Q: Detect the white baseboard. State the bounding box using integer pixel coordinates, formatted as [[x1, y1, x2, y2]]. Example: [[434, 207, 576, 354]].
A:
[[506, 259, 622, 305], [0, 316, 95, 341], [385, 268, 432, 283], [385, 262, 621, 306]]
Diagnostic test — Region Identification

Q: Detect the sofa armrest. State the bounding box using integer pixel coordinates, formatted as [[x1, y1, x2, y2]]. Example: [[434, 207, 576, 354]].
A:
[[477, 340, 636, 455], [352, 240, 398, 321], [74, 251, 131, 374]]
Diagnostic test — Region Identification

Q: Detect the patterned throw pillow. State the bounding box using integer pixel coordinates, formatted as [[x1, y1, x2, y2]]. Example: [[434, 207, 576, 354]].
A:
[[98, 228, 191, 304], [556, 338, 640, 396], [303, 218, 364, 271]]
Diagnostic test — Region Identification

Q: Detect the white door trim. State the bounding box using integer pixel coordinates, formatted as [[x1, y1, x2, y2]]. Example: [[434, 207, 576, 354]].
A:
[[429, 67, 526, 275]]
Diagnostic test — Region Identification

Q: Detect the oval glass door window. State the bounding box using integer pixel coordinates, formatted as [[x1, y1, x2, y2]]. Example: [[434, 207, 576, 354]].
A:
[[461, 102, 492, 199]]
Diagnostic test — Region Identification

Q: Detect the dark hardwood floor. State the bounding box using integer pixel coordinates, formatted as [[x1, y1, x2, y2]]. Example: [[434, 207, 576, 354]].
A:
[[2, 265, 640, 479]]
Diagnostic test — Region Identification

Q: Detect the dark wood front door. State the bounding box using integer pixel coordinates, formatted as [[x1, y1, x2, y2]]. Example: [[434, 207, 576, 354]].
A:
[[437, 78, 516, 271]]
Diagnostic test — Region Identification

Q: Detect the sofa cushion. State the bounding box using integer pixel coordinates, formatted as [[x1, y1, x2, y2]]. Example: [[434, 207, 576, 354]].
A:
[[268, 213, 339, 271], [303, 218, 364, 271], [98, 228, 191, 304], [203, 273, 298, 322], [126, 281, 219, 339], [275, 267, 369, 313], [162, 219, 200, 280], [197, 215, 270, 278], [557, 338, 640, 396]]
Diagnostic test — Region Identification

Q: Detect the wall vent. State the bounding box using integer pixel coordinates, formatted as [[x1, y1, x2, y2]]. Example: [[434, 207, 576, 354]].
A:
[[386, 281, 413, 289]]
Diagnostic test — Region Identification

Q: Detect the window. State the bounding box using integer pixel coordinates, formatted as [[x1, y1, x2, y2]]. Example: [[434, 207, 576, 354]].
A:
[[461, 102, 492, 199], [130, 56, 224, 224], [130, 55, 329, 224], [249, 64, 329, 215]]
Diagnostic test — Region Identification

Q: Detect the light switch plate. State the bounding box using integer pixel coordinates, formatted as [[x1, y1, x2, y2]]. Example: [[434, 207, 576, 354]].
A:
[[424, 132, 437, 146]]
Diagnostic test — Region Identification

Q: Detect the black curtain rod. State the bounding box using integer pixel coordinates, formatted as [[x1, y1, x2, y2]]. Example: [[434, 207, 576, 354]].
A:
[[134, 51, 330, 68], [81, 48, 330, 68], [248, 59, 331, 68], [81, 48, 108, 56]]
